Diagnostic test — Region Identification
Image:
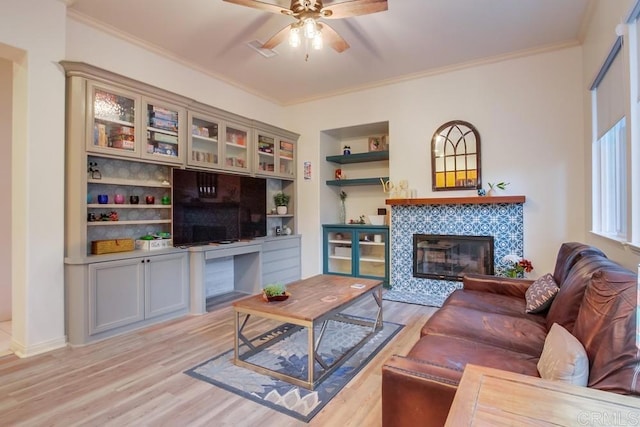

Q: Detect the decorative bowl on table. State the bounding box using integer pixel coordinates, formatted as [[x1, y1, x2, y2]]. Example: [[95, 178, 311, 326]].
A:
[[262, 292, 290, 302]]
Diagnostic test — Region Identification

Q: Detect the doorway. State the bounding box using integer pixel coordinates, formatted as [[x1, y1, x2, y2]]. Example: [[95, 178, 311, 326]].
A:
[[0, 55, 14, 355]]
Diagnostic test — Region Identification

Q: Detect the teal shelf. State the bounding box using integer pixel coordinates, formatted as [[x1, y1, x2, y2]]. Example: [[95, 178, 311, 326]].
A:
[[326, 151, 389, 164], [326, 177, 389, 187]]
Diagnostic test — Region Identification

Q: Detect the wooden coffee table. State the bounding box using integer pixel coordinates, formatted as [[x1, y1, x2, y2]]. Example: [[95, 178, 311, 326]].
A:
[[232, 274, 383, 390], [446, 364, 640, 426]]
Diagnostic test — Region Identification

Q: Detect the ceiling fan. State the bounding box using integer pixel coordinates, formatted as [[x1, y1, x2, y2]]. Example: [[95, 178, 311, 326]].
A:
[[223, 0, 388, 53]]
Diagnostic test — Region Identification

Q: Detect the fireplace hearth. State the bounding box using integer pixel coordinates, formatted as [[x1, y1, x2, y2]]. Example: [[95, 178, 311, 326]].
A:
[[413, 234, 494, 281]]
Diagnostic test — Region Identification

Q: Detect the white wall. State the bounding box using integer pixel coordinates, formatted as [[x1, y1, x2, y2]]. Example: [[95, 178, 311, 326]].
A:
[[0, 0, 67, 356], [288, 47, 586, 280], [0, 58, 11, 321], [582, 0, 640, 270]]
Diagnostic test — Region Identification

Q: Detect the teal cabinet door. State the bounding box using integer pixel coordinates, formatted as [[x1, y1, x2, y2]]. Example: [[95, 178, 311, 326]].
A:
[[322, 224, 389, 285]]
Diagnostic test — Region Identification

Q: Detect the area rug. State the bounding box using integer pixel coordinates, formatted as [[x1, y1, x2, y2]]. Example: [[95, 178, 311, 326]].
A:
[[185, 318, 403, 422]]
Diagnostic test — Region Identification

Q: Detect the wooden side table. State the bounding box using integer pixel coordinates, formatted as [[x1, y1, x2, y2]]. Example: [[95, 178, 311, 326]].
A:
[[446, 364, 640, 426]]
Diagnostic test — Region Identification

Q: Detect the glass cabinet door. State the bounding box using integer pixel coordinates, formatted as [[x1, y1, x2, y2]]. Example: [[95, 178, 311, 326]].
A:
[[88, 83, 139, 158], [142, 98, 183, 164], [278, 139, 295, 178], [327, 230, 353, 275], [356, 230, 386, 279], [188, 113, 220, 168], [256, 132, 276, 175], [224, 124, 250, 172]]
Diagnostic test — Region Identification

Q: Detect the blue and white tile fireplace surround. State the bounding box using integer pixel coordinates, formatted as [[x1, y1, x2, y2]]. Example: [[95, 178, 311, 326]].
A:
[[384, 196, 526, 307]]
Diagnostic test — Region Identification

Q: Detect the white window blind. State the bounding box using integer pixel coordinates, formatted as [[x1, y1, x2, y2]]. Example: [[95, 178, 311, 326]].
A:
[[591, 37, 628, 239], [593, 38, 625, 139]]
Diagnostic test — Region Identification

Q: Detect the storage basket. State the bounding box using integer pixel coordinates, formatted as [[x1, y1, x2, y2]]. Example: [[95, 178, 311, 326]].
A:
[[91, 238, 135, 255]]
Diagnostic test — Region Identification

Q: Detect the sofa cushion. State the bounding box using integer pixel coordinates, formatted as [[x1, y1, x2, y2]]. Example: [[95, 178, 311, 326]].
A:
[[552, 242, 606, 285], [537, 323, 589, 386], [525, 273, 559, 313], [445, 289, 546, 325], [546, 254, 618, 332], [407, 334, 540, 377], [572, 268, 640, 396], [421, 305, 547, 356]]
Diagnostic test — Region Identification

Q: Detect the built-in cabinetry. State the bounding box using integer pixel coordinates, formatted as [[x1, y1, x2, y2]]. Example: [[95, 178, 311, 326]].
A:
[[322, 224, 389, 285], [189, 236, 301, 314], [262, 235, 301, 285], [255, 124, 297, 179], [62, 61, 300, 345], [66, 251, 189, 345]]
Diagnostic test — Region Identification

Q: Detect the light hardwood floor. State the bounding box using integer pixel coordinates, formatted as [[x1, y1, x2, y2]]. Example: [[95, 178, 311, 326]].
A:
[[0, 297, 436, 426]]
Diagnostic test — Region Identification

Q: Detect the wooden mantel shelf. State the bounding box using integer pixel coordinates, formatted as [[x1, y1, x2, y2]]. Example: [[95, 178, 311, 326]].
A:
[[386, 195, 526, 206]]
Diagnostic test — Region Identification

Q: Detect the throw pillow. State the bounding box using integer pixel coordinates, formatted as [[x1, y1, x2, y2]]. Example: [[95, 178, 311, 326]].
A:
[[525, 273, 560, 313], [537, 323, 589, 386]]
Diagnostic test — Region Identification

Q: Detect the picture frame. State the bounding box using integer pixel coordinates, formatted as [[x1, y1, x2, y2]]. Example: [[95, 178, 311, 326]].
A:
[[368, 136, 383, 152]]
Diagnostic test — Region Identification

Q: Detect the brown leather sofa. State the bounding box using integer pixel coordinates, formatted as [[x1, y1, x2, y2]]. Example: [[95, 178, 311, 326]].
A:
[[382, 242, 639, 427]]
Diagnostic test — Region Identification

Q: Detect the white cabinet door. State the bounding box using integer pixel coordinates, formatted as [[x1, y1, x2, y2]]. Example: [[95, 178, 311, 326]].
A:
[[144, 252, 189, 319], [89, 258, 145, 335]]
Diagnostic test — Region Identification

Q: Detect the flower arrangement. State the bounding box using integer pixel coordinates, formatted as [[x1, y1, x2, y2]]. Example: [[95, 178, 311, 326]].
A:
[[501, 254, 534, 278]]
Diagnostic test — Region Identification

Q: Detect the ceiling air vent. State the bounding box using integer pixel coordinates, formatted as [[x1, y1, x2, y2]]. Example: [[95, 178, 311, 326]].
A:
[[247, 40, 278, 58]]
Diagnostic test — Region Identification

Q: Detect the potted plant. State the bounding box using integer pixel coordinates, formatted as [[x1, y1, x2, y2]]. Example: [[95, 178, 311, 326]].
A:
[[274, 192, 290, 215], [487, 181, 509, 197], [262, 283, 289, 302]]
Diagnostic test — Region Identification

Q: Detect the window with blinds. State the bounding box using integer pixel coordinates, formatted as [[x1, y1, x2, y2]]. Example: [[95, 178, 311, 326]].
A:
[[591, 37, 628, 240]]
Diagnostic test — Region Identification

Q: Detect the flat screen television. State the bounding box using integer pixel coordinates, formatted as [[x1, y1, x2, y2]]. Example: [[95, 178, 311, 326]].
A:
[[172, 169, 267, 246]]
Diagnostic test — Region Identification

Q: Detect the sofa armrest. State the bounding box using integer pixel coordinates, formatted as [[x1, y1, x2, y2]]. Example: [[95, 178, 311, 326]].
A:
[[382, 355, 462, 427], [463, 273, 534, 298]]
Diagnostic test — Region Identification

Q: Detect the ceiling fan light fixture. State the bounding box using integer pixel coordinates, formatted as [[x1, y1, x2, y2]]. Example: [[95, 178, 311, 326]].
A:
[[312, 32, 323, 50], [289, 27, 301, 47], [303, 18, 317, 39]]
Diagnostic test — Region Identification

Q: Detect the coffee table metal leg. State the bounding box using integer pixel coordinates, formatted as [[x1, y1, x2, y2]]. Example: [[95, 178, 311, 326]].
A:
[[372, 287, 383, 331], [234, 311, 239, 363], [308, 322, 315, 389], [314, 320, 330, 371]]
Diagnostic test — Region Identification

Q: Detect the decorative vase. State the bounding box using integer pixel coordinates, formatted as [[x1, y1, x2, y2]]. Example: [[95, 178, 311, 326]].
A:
[[276, 205, 287, 215], [339, 200, 346, 224], [487, 189, 496, 197]]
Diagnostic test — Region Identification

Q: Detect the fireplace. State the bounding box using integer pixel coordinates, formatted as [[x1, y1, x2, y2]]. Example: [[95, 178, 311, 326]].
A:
[[413, 234, 494, 281]]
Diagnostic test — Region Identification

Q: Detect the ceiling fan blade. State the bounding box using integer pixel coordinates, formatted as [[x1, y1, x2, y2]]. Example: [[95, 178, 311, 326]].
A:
[[223, 0, 293, 16], [319, 22, 349, 53], [262, 24, 293, 50], [321, 0, 388, 19]]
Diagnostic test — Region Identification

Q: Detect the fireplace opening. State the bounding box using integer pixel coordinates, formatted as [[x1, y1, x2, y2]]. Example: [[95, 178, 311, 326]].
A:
[[413, 234, 494, 281]]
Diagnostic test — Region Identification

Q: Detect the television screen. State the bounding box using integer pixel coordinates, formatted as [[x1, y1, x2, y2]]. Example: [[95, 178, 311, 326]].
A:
[[172, 169, 267, 246]]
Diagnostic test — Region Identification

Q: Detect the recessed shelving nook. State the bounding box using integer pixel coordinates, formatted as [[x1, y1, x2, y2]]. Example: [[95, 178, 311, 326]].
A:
[[62, 61, 300, 345], [320, 121, 389, 224]]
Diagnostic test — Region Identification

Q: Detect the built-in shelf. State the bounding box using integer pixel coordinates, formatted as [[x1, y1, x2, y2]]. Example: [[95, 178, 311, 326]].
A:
[[326, 151, 389, 164], [87, 204, 171, 209], [326, 177, 389, 187], [88, 177, 171, 188], [87, 219, 172, 226], [386, 195, 526, 205]]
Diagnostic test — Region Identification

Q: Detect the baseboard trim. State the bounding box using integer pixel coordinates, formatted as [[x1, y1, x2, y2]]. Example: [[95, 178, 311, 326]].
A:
[[11, 335, 67, 358]]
